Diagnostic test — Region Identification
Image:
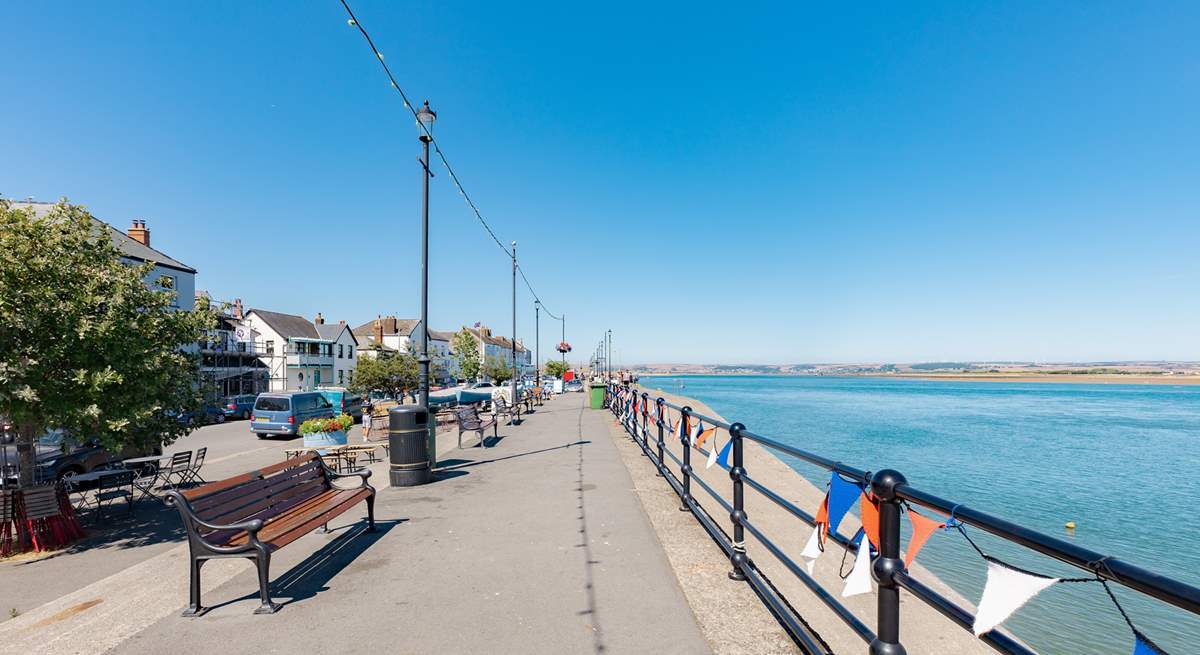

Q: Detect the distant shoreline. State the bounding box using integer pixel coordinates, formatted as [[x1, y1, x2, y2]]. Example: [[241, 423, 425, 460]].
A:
[[639, 372, 1200, 385]]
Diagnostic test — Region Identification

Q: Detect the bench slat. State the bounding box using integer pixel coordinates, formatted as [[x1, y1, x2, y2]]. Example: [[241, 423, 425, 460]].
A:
[[193, 463, 323, 520], [182, 453, 318, 501]]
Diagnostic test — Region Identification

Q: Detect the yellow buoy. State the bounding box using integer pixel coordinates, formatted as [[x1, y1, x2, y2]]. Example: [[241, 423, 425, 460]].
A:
[[1065, 521, 1076, 530]]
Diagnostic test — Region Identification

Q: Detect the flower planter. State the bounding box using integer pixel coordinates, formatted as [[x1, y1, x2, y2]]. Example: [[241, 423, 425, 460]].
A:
[[303, 429, 348, 449]]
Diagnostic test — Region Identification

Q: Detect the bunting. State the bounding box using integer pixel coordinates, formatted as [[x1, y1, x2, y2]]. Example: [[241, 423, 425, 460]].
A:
[[689, 419, 704, 447], [860, 492, 880, 550], [800, 524, 823, 575], [712, 437, 733, 469], [694, 426, 716, 451], [842, 530, 874, 597], [973, 558, 1059, 636], [903, 509, 944, 568], [826, 473, 862, 536], [1132, 631, 1166, 655], [706, 435, 720, 468]]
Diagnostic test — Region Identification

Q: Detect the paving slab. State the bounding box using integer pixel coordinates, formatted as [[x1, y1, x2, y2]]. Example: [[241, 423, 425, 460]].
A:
[[2, 394, 710, 655]]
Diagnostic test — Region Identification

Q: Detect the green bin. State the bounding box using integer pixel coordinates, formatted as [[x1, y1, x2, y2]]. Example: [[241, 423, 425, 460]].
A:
[[589, 383, 607, 409]]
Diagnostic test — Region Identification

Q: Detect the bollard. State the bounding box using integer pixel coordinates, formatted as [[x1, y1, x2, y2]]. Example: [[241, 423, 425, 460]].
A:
[[679, 407, 693, 512], [728, 422, 748, 581], [389, 406, 433, 487], [870, 469, 909, 655]]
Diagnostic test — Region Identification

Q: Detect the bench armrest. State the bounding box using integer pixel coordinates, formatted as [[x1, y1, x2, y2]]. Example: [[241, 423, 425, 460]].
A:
[[165, 490, 266, 549], [320, 462, 373, 489]]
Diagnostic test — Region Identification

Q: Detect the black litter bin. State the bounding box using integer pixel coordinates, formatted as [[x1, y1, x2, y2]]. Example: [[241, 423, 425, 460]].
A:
[[389, 406, 433, 486]]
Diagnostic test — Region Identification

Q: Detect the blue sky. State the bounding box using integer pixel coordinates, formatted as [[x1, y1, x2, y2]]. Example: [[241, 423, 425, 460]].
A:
[[3, 2, 1197, 364]]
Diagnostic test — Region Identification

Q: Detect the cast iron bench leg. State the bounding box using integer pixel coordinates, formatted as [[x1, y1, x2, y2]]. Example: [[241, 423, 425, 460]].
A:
[[254, 550, 281, 614], [182, 558, 206, 617], [367, 494, 376, 531]]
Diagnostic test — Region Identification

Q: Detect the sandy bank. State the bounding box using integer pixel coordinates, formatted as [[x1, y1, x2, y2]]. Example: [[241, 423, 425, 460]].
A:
[[617, 385, 1008, 654]]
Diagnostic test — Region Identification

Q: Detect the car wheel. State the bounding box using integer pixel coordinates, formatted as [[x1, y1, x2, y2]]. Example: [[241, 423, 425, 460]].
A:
[[57, 466, 84, 482], [216, 413, 225, 423], [243, 410, 251, 420], [256, 433, 269, 439]]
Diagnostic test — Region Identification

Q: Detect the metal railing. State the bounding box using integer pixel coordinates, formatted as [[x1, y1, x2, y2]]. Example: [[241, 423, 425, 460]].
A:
[[604, 382, 1200, 655]]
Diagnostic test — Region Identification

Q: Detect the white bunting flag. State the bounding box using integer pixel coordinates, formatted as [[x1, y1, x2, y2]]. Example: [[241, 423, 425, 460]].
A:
[[706, 438, 720, 468], [689, 420, 703, 447], [842, 538, 873, 597], [800, 524, 823, 575], [972, 559, 1059, 636]]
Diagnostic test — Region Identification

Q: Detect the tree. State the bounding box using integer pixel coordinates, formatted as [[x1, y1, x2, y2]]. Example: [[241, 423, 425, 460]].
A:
[[349, 353, 419, 399], [0, 200, 214, 487], [544, 360, 569, 379], [482, 356, 514, 384], [451, 328, 481, 381]]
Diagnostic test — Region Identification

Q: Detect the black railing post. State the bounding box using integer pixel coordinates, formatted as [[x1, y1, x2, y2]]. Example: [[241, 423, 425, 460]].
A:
[[679, 407, 693, 512], [655, 397, 666, 476], [728, 422, 748, 581], [870, 469, 909, 655], [640, 392, 649, 451]]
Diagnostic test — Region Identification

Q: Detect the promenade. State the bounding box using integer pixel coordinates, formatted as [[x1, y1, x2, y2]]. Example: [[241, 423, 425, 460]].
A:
[[0, 394, 713, 655]]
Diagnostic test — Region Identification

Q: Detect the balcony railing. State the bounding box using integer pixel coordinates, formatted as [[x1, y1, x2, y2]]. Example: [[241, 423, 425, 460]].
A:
[[286, 352, 334, 367], [607, 382, 1199, 655]]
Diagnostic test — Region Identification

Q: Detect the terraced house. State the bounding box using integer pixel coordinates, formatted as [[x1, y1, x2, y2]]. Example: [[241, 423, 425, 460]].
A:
[[242, 309, 358, 391]]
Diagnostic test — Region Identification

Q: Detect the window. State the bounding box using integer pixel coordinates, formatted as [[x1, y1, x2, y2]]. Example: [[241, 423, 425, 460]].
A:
[[338, 344, 344, 358], [265, 340, 274, 355], [349, 346, 354, 359], [157, 274, 178, 307], [338, 369, 344, 384]]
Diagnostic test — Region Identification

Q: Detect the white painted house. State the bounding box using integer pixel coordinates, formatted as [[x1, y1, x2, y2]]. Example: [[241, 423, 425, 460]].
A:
[[243, 310, 358, 391], [11, 201, 197, 312]]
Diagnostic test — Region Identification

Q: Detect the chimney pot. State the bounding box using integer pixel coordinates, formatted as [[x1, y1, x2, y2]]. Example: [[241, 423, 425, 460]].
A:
[[314, 312, 324, 325], [127, 219, 151, 247]]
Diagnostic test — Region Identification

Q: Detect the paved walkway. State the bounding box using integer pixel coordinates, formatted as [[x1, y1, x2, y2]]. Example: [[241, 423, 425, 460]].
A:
[[0, 394, 710, 655]]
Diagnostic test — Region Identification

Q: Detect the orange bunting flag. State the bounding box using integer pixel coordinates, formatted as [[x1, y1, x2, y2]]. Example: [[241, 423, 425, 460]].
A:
[[694, 427, 716, 450], [860, 493, 881, 551], [814, 495, 830, 546], [904, 509, 945, 568]]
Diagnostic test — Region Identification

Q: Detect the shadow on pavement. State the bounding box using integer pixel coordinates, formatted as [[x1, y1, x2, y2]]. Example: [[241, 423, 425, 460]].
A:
[[436, 441, 591, 472], [10, 500, 185, 565], [207, 519, 402, 612]]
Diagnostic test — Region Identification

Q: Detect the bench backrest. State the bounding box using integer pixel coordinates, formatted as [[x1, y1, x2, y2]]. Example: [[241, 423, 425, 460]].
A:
[[455, 407, 483, 429], [180, 454, 330, 537]]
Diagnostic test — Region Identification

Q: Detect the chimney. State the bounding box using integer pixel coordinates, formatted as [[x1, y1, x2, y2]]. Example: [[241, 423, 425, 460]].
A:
[[232, 298, 244, 320], [127, 220, 150, 247], [385, 315, 398, 334], [373, 316, 384, 343], [314, 312, 324, 325], [480, 325, 491, 338]]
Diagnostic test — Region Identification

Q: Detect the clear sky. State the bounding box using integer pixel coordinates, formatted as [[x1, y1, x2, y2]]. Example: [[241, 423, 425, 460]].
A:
[[3, 2, 1197, 365]]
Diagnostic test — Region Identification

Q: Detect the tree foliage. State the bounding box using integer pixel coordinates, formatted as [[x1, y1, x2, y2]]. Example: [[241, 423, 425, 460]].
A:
[[482, 356, 514, 384], [451, 328, 481, 381], [544, 360, 569, 379], [349, 353, 419, 399], [0, 200, 214, 486]]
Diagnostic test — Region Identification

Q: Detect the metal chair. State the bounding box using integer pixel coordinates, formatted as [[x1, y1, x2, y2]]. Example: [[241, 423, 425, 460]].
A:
[[490, 397, 517, 425], [95, 470, 134, 519], [183, 447, 207, 485], [160, 451, 193, 490]]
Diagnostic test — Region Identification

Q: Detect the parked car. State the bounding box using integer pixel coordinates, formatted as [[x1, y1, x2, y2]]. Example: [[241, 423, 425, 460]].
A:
[[222, 394, 258, 420], [564, 380, 584, 393], [33, 429, 161, 481], [317, 387, 364, 422], [170, 405, 225, 426], [250, 391, 335, 438], [466, 382, 495, 390]]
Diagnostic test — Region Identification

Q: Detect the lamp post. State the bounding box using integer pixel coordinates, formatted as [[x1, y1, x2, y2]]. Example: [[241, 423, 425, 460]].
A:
[[416, 100, 436, 473], [607, 329, 612, 381], [535, 300, 540, 388], [511, 241, 520, 424]]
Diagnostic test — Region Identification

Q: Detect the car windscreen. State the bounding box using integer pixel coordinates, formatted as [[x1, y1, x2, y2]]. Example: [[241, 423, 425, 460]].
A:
[[255, 396, 290, 411]]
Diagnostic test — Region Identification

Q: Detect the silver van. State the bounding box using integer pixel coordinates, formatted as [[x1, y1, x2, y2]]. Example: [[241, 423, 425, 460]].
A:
[[251, 391, 334, 438]]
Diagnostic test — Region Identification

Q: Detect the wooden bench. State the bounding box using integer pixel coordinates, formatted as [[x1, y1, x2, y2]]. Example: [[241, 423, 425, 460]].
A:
[[165, 453, 375, 616]]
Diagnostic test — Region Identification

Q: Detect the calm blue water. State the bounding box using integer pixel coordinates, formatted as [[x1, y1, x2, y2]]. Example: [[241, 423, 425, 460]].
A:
[[639, 375, 1200, 655]]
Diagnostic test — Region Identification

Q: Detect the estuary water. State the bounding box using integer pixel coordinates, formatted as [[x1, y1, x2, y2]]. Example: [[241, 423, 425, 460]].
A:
[[638, 375, 1200, 654]]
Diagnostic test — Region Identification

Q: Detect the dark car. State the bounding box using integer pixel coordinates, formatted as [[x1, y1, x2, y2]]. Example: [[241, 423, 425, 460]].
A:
[[171, 405, 225, 426], [222, 394, 258, 420], [34, 429, 161, 481]]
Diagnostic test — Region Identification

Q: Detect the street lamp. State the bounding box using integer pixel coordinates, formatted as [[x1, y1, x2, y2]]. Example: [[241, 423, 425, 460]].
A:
[[417, 100, 436, 475]]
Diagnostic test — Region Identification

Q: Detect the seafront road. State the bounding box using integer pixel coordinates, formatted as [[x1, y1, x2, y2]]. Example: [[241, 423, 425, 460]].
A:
[[0, 394, 714, 654]]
